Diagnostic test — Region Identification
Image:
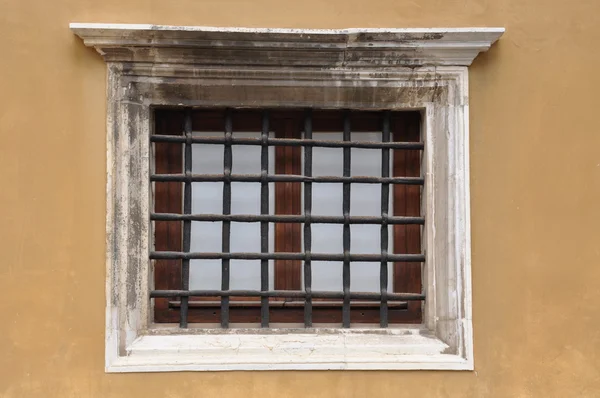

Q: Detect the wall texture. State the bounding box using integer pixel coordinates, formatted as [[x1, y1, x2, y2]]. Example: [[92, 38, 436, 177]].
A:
[[1, 0, 599, 396]]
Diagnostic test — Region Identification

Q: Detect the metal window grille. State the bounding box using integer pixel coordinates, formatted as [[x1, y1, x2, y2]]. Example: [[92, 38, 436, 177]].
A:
[[150, 109, 425, 328]]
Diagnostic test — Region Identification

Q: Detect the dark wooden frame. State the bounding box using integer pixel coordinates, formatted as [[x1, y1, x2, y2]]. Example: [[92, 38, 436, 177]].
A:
[[153, 109, 422, 324]]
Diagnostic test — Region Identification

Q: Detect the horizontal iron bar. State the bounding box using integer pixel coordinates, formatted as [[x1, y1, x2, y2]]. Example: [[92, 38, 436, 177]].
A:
[[151, 213, 425, 225], [151, 173, 424, 185], [152, 289, 425, 301], [168, 300, 408, 309], [150, 251, 425, 262], [151, 134, 425, 150]]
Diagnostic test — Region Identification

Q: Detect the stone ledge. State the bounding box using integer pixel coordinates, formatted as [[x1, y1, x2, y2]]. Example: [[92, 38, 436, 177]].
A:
[[70, 23, 503, 66]]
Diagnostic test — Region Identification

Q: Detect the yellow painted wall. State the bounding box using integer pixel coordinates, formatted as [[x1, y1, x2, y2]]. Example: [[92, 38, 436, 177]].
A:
[[1, 0, 600, 396]]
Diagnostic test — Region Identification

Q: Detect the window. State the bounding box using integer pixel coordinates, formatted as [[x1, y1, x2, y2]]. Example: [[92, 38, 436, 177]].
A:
[[152, 109, 423, 327], [71, 23, 503, 371]]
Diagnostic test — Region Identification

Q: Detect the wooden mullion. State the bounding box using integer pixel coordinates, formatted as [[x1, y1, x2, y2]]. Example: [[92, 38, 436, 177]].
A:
[[274, 117, 303, 291], [392, 112, 422, 322], [153, 110, 185, 322]]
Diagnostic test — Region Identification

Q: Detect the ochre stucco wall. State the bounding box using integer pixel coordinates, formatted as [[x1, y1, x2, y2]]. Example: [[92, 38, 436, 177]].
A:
[[1, 0, 599, 396]]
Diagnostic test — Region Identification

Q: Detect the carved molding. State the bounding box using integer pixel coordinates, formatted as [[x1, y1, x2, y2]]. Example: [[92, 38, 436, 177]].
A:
[[71, 23, 503, 66]]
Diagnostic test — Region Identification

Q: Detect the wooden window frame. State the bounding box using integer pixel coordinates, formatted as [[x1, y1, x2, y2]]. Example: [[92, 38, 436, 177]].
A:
[[71, 23, 503, 372]]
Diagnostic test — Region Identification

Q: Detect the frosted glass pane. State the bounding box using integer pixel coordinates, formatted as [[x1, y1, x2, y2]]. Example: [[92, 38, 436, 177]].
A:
[[313, 132, 342, 177], [312, 224, 343, 254], [351, 184, 381, 216], [189, 131, 274, 291], [232, 140, 261, 174], [231, 182, 260, 214], [351, 133, 383, 177], [229, 261, 261, 290], [350, 224, 392, 292], [312, 261, 342, 292], [312, 183, 342, 217], [189, 136, 223, 290], [189, 260, 221, 290], [189, 218, 221, 290]]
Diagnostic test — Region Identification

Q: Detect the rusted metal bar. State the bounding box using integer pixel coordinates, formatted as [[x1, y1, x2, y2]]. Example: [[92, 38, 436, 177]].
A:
[[151, 134, 424, 150], [303, 110, 313, 327], [342, 111, 351, 328], [180, 109, 192, 328], [151, 289, 426, 301], [221, 109, 233, 328], [150, 251, 425, 262], [170, 300, 409, 309], [151, 213, 425, 225], [151, 173, 424, 185], [260, 111, 270, 328], [380, 111, 391, 328]]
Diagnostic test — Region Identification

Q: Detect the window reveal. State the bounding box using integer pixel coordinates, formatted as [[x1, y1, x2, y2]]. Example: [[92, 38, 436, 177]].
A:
[[151, 109, 424, 327]]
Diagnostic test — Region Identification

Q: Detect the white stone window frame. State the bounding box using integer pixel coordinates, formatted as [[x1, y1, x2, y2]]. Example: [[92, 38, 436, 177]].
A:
[[71, 23, 503, 372]]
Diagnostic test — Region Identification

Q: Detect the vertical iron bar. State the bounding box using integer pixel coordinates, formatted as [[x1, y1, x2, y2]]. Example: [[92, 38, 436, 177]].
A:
[[380, 111, 391, 327], [180, 109, 193, 328], [303, 110, 313, 327], [221, 109, 232, 328], [342, 111, 351, 328], [260, 111, 270, 327]]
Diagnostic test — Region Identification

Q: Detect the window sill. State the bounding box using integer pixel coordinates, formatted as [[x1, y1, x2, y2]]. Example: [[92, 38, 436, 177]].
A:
[[107, 327, 472, 372]]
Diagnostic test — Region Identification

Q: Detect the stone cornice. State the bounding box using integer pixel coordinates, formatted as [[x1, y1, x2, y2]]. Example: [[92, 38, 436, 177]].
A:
[[71, 23, 503, 67]]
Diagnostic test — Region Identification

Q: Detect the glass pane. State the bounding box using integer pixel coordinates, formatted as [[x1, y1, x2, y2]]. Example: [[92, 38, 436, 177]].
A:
[[313, 132, 342, 177], [312, 261, 342, 292], [350, 224, 391, 292]]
